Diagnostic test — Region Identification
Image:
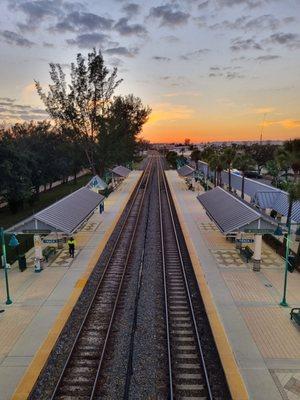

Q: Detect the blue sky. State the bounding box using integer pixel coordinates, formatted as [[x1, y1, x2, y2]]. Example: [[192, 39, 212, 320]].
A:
[[0, 0, 299, 142]]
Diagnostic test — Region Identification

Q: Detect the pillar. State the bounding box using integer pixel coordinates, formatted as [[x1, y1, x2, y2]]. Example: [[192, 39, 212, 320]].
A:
[[235, 232, 242, 249], [253, 234, 262, 271]]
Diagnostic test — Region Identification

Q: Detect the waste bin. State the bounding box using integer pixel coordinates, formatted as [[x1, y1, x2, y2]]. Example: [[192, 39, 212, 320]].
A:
[[18, 255, 27, 272]]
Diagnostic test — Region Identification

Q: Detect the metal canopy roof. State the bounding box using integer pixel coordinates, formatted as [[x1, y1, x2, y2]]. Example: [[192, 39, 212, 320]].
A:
[[111, 165, 131, 178], [86, 175, 107, 190], [8, 187, 104, 234], [177, 165, 195, 177], [196, 159, 300, 223], [197, 187, 279, 234], [220, 171, 278, 198]]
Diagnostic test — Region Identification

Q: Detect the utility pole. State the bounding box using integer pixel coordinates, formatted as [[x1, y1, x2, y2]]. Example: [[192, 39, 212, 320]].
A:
[[260, 113, 266, 144]]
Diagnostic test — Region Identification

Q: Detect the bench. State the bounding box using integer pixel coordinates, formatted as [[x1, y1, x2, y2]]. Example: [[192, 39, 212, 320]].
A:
[[240, 246, 254, 263], [291, 308, 300, 325], [43, 246, 56, 262]]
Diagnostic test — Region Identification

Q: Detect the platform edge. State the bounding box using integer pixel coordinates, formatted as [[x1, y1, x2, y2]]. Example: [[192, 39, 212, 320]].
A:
[[11, 172, 142, 400], [166, 173, 249, 400]]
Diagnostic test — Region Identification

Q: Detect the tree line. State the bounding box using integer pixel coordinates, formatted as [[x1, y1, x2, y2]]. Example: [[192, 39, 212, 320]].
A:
[[0, 49, 151, 213]]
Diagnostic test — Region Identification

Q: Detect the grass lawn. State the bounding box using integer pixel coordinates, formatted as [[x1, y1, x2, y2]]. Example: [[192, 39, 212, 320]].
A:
[[0, 174, 92, 230]]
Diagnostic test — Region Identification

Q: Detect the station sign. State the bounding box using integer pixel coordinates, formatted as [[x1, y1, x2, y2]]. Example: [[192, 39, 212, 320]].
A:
[[236, 238, 254, 243], [43, 238, 64, 244]]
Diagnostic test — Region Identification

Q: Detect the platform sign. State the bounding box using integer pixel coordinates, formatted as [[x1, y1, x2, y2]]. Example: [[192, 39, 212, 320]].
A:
[[236, 238, 254, 243], [43, 238, 63, 244]]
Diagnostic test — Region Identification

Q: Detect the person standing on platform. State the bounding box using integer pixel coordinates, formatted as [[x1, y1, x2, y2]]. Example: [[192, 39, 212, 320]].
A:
[[67, 237, 76, 258]]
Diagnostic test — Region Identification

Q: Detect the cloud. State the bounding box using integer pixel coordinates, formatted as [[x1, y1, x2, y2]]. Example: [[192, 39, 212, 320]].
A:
[[255, 54, 280, 61], [43, 41, 54, 47], [265, 32, 300, 48], [208, 65, 244, 79], [216, 0, 266, 8], [114, 17, 147, 36], [264, 119, 300, 129], [149, 4, 190, 27], [230, 37, 262, 51], [152, 56, 171, 61], [122, 3, 140, 17], [105, 46, 139, 57], [9, 0, 73, 31], [0, 97, 48, 122], [50, 11, 114, 33], [210, 14, 286, 32], [161, 35, 180, 42], [180, 48, 210, 60], [253, 107, 275, 114], [198, 1, 209, 9], [0, 30, 35, 47], [66, 33, 109, 48], [163, 91, 201, 98], [148, 102, 194, 125]]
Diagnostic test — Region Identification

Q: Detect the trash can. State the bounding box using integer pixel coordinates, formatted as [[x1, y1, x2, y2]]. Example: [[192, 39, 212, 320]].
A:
[[18, 255, 27, 272]]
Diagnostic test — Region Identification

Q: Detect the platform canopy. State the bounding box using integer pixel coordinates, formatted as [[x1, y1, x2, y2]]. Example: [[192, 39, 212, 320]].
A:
[[252, 190, 300, 223], [197, 187, 280, 235], [177, 165, 195, 177], [7, 187, 104, 235], [197, 158, 300, 223], [86, 175, 107, 190], [111, 165, 131, 178]]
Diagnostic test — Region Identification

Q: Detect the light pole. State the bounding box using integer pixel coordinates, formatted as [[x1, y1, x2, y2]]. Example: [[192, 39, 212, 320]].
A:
[[274, 222, 296, 307], [0, 227, 13, 305]]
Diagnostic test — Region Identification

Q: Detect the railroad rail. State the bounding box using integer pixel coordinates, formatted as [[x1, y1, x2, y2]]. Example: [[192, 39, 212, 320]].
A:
[[157, 157, 213, 400], [49, 158, 153, 400]]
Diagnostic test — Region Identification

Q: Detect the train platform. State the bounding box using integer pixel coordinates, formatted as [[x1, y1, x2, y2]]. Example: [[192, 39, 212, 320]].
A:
[[0, 171, 142, 400], [166, 170, 300, 400]]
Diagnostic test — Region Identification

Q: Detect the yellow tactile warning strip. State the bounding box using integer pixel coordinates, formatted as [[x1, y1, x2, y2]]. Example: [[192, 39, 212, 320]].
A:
[[12, 172, 142, 400], [167, 174, 249, 400]]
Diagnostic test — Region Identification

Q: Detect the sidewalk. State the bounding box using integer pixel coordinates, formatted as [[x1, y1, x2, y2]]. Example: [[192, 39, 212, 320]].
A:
[[166, 171, 300, 400], [0, 171, 142, 400]]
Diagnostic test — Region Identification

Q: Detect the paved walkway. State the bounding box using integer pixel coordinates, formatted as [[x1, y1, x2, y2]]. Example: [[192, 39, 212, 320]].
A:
[[166, 171, 300, 400], [0, 171, 141, 400]]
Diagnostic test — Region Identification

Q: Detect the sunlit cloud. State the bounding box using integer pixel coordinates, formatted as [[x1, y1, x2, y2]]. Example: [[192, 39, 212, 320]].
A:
[[253, 107, 275, 114], [147, 103, 195, 125], [263, 119, 300, 129]]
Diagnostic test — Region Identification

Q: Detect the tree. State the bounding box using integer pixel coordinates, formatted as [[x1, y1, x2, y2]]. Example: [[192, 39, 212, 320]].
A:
[[97, 95, 151, 171], [266, 160, 280, 187], [36, 49, 122, 174], [0, 130, 32, 212], [248, 143, 277, 174], [190, 149, 201, 169], [222, 146, 237, 191], [166, 151, 178, 169], [233, 153, 255, 199], [208, 152, 225, 187]]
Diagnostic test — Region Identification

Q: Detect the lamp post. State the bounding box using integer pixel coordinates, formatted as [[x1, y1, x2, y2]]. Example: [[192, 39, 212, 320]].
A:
[[274, 222, 295, 307], [0, 228, 13, 305]]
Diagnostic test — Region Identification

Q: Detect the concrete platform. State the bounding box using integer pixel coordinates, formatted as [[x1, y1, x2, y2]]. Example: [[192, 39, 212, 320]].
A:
[[0, 171, 142, 400], [166, 171, 300, 400]]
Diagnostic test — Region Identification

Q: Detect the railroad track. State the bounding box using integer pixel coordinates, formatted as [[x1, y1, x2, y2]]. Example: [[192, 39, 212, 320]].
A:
[[49, 158, 153, 400], [157, 158, 213, 400]]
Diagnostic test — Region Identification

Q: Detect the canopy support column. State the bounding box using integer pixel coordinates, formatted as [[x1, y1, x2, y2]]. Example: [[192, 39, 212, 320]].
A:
[[253, 234, 262, 272]]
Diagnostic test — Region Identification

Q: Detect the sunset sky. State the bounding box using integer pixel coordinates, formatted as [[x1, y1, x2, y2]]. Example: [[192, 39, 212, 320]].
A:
[[0, 0, 299, 143]]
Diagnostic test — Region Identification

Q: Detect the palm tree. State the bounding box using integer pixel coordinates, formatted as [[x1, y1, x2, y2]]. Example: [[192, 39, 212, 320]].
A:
[[286, 182, 300, 227], [222, 147, 236, 191], [266, 160, 280, 187], [208, 153, 225, 187], [276, 148, 292, 182], [191, 149, 201, 170], [233, 153, 255, 199]]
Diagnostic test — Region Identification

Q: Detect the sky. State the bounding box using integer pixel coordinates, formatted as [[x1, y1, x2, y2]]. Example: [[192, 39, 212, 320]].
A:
[[0, 0, 299, 143]]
